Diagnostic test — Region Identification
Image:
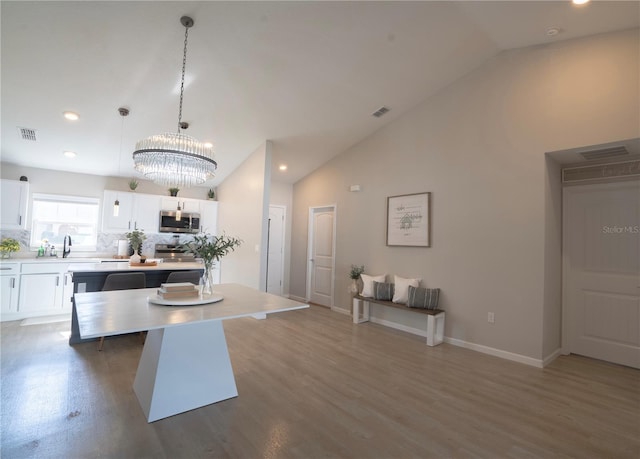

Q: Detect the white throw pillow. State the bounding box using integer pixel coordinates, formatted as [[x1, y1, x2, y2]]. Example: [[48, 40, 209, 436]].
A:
[[392, 275, 421, 304], [360, 274, 386, 298]]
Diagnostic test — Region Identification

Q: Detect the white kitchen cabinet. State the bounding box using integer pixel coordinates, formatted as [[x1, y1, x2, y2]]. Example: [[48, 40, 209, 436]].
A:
[[19, 273, 62, 313], [102, 191, 160, 234], [161, 197, 200, 213], [0, 263, 20, 314], [199, 201, 218, 234], [0, 179, 29, 229]]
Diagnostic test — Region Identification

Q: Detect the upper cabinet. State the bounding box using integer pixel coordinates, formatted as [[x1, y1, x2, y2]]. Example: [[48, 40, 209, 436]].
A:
[[200, 201, 218, 234], [0, 179, 29, 230], [102, 191, 161, 234], [160, 197, 200, 213]]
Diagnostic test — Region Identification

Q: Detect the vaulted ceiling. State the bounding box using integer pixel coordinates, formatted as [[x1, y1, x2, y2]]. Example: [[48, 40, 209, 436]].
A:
[[2, 1, 638, 186]]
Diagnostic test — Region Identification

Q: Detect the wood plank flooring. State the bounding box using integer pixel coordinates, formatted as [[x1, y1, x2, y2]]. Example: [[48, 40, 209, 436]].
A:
[[1, 305, 639, 458]]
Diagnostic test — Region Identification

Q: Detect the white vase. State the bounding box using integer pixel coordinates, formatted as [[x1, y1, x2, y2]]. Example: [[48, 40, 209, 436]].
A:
[[130, 253, 141, 264], [349, 279, 359, 295]]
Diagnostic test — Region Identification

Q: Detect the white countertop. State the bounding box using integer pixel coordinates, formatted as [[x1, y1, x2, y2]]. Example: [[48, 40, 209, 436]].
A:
[[67, 261, 204, 273]]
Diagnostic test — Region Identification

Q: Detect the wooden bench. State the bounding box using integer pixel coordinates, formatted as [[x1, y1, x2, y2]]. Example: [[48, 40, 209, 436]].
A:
[[352, 294, 445, 346]]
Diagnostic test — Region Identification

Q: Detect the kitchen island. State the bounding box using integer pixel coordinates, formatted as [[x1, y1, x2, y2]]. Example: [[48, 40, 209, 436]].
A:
[[67, 261, 204, 344]]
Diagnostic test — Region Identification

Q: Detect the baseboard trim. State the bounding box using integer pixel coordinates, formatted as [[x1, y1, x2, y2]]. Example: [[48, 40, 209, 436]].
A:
[[369, 316, 544, 368], [542, 348, 563, 367], [370, 317, 427, 338], [331, 307, 350, 316], [444, 337, 544, 368], [288, 295, 307, 303]]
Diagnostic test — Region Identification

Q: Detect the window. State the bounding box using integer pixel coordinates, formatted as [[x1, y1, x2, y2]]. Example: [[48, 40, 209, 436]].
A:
[[30, 194, 100, 251]]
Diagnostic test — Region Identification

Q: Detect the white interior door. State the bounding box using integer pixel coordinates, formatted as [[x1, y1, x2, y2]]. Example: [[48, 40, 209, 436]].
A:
[[266, 206, 285, 295], [563, 181, 640, 368], [307, 206, 335, 307]]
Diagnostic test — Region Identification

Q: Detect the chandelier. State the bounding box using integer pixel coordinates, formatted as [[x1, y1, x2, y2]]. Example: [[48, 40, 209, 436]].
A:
[[133, 16, 217, 188]]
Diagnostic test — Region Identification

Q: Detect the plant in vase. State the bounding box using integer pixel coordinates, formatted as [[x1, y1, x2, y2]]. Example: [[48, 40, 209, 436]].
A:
[[182, 233, 242, 294], [349, 264, 365, 294], [125, 229, 147, 263], [0, 238, 20, 259], [168, 187, 180, 197], [128, 179, 139, 191]]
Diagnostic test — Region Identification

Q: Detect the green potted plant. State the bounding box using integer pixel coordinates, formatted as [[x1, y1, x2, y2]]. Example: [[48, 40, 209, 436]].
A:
[[0, 238, 20, 259], [182, 233, 242, 294], [349, 264, 365, 294], [168, 187, 180, 197], [125, 229, 147, 262], [128, 179, 139, 191], [207, 188, 215, 200]]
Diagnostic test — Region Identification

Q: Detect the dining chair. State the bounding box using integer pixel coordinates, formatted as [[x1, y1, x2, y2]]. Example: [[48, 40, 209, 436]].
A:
[[165, 270, 201, 285], [98, 272, 146, 351]]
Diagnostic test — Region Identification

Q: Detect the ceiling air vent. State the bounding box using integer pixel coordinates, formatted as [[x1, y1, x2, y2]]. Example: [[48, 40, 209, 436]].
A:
[[18, 127, 37, 141], [562, 159, 640, 183], [372, 106, 390, 118], [579, 145, 629, 161]]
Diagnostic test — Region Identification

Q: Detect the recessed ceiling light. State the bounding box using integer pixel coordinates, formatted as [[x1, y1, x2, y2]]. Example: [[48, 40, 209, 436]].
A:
[[546, 28, 560, 37], [203, 142, 213, 149], [572, 0, 590, 5], [279, 164, 288, 171], [63, 111, 79, 121], [63, 151, 76, 158]]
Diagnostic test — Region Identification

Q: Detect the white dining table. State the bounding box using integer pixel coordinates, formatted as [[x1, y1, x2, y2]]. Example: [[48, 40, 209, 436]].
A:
[[74, 283, 308, 422]]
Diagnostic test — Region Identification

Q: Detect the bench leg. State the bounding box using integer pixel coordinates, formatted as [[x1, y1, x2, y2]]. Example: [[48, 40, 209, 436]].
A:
[[352, 298, 370, 324], [426, 312, 445, 346]]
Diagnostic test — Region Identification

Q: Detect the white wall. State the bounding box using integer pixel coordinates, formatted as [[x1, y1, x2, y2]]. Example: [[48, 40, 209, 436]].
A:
[[270, 180, 293, 296], [216, 142, 271, 289], [290, 29, 640, 363]]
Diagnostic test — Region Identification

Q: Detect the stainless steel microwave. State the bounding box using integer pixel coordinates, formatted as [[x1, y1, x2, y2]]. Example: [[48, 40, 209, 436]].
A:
[[159, 211, 201, 233]]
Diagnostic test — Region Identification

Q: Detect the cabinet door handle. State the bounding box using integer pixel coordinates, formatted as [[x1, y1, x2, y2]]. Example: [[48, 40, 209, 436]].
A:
[[128, 221, 131, 230], [135, 222, 138, 230], [19, 215, 22, 226], [56, 276, 60, 287], [0, 267, 11, 271], [11, 278, 15, 288]]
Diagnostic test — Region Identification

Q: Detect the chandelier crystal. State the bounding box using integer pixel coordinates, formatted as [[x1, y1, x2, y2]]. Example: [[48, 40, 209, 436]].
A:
[[133, 16, 217, 188]]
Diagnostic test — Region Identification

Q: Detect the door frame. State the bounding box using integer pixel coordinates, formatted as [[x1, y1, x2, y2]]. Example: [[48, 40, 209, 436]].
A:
[[266, 205, 286, 296], [306, 204, 337, 307], [561, 180, 640, 356]]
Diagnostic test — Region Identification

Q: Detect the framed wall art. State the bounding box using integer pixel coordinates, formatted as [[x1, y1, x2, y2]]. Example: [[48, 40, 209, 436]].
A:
[[386, 192, 431, 247]]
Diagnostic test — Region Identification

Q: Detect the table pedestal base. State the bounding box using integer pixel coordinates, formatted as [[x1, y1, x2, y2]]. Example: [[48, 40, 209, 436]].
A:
[[133, 320, 238, 422]]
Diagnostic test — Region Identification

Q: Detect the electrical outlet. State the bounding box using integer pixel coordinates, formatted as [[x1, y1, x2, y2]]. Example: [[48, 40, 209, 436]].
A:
[[488, 312, 495, 324]]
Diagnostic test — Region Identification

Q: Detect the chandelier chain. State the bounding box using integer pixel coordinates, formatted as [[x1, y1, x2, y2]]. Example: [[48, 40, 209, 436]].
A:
[[177, 24, 189, 133]]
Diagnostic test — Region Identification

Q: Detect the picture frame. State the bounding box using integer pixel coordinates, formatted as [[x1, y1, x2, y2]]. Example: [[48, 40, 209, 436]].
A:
[[386, 192, 431, 247]]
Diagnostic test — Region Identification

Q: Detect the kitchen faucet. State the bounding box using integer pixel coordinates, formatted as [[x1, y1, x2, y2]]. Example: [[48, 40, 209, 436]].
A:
[[63, 235, 72, 258]]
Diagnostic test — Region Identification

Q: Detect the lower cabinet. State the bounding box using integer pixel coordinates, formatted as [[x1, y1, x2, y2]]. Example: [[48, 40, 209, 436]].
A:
[[19, 273, 63, 313], [0, 263, 20, 314], [0, 260, 98, 322]]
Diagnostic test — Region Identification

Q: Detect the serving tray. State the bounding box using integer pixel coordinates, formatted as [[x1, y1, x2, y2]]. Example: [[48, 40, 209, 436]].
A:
[[147, 293, 223, 306]]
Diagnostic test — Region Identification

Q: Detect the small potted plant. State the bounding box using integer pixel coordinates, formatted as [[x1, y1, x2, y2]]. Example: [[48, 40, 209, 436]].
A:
[[0, 238, 20, 259], [168, 187, 180, 197], [207, 188, 215, 200], [125, 229, 147, 263], [349, 264, 365, 294], [128, 179, 139, 191], [182, 233, 242, 294]]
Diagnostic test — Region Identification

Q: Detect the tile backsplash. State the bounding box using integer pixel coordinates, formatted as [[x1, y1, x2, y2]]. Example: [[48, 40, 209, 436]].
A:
[[0, 229, 188, 258]]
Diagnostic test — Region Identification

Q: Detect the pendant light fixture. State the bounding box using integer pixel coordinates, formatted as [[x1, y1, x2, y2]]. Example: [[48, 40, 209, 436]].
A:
[[175, 202, 182, 221], [132, 16, 217, 188], [114, 107, 130, 217]]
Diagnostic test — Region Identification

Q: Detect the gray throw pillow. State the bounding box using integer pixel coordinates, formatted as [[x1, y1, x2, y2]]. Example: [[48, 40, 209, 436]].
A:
[[372, 281, 394, 301], [407, 285, 440, 309]]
